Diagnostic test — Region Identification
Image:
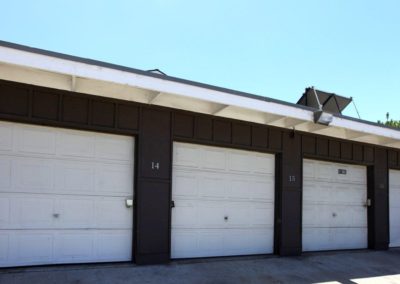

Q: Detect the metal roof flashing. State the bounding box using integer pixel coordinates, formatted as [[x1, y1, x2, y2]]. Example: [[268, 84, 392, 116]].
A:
[[0, 40, 399, 149]]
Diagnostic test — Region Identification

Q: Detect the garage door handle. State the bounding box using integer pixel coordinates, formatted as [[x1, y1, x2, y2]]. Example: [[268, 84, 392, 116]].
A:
[[224, 216, 228, 221]]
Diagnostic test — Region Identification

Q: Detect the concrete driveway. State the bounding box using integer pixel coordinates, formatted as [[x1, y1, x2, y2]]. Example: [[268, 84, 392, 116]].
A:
[[1, 249, 400, 284]]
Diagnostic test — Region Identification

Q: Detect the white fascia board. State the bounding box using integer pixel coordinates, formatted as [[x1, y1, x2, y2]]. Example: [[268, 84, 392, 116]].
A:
[[331, 116, 400, 141], [0, 46, 312, 122], [1, 45, 400, 146]]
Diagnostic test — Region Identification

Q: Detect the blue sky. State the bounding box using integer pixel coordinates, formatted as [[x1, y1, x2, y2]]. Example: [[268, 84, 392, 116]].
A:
[[0, 0, 399, 122]]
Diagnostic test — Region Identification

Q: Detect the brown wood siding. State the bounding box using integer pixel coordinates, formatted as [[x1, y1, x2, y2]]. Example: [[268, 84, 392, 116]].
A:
[[135, 108, 171, 264], [0, 79, 397, 264]]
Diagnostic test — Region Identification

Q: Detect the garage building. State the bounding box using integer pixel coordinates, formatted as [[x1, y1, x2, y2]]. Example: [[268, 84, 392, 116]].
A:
[[0, 41, 399, 267]]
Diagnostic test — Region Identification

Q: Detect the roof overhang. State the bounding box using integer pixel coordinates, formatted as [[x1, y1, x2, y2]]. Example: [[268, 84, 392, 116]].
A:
[[0, 42, 400, 149]]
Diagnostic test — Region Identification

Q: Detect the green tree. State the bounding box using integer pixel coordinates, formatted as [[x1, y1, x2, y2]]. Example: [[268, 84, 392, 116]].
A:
[[377, 112, 400, 128]]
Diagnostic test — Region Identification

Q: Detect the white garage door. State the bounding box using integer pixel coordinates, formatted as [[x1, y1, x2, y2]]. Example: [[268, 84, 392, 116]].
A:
[[389, 170, 400, 247], [171, 142, 275, 259], [302, 159, 367, 252], [0, 121, 134, 267]]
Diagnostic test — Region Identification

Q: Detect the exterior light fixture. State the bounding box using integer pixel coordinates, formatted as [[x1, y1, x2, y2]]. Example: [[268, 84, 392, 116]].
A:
[[314, 110, 333, 125]]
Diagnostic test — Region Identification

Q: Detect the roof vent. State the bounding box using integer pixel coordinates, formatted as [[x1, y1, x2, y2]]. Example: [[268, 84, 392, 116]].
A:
[[297, 87, 352, 125], [147, 69, 167, 76], [297, 87, 352, 114]]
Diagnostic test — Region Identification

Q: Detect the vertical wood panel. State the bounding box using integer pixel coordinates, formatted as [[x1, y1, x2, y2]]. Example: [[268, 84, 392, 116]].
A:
[[136, 181, 170, 256], [388, 150, 398, 168], [368, 148, 389, 250], [117, 104, 139, 130], [302, 135, 316, 155], [316, 138, 328, 156], [91, 100, 115, 127], [213, 119, 231, 143], [195, 116, 213, 140], [232, 123, 251, 146], [32, 90, 59, 120], [0, 84, 29, 116], [277, 132, 302, 255], [353, 144, 363, 161], [63, 95, 89, 124], [174, 113, 194, 138], [136, 107, 172, 264], [252, 125, 268, 148], [341, 142, 352, 160], [329, 140, 340, 158], [269, 128, 282, 150], [139, 108, 171, 179]]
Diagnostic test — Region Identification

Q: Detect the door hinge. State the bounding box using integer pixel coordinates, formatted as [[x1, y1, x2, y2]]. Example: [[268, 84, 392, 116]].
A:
[[171, 200, 175, 208]]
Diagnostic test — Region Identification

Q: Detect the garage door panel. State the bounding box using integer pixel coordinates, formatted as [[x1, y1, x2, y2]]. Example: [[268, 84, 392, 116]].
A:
[[0, 198, 9, 225], [171, 230, 198, 257], [0, 233, 8, 262], [13, 232, 54, 264], [0, 121, 134, 267], [303, 161, 315, 179], [303, 159, 367, 252], [59, 198, 95, 227], [173, 144, 200, 168], [55, 233, 94, 261], [390, 170, 400, 247], [173, 171, 198, 198], [0, 229, 133, 266], [95, 164, 133, 195], [14, 159, 54, 191], [198, 231, 224, 255], [391, 172, 400, 186], [96, 230, 132, 260], [0, 159, 11, 189], [302, 182, 331, 204], [390, 189, 400, 207], [306, 205, 365, 228], [171, 201, 197, 228], [334, 185, 366, 205], [391, 226, 400, 247], [199, 174, 226, 198], [225, 230, 252, 254], [17, 127, 56, 155], [226, 229, 273, 255], [55, 162, 94, 193], [172, 142, 275, 258], [95, 136, 133, 162], [198, 201, 226, 227], [254, 155, 275, 175], [339, 167, 365, 184], [251, 229, 274, 253], [228, 152, 253, 173], [229, 176, 274, 201], [229, 178, 252, 199], [202, 149, 226, 170], [304, 183, 366, 206], [315, 163, 332, 181], [227, 202, 251, 226], [14, 197, 55, 228], [304, 228, 367, 251], [56, 132, 94, 158], [251, 178, 274, 201], [96, 199, 132, 229], [252, 203, 274, 227], [0, 123, 13, 151]]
